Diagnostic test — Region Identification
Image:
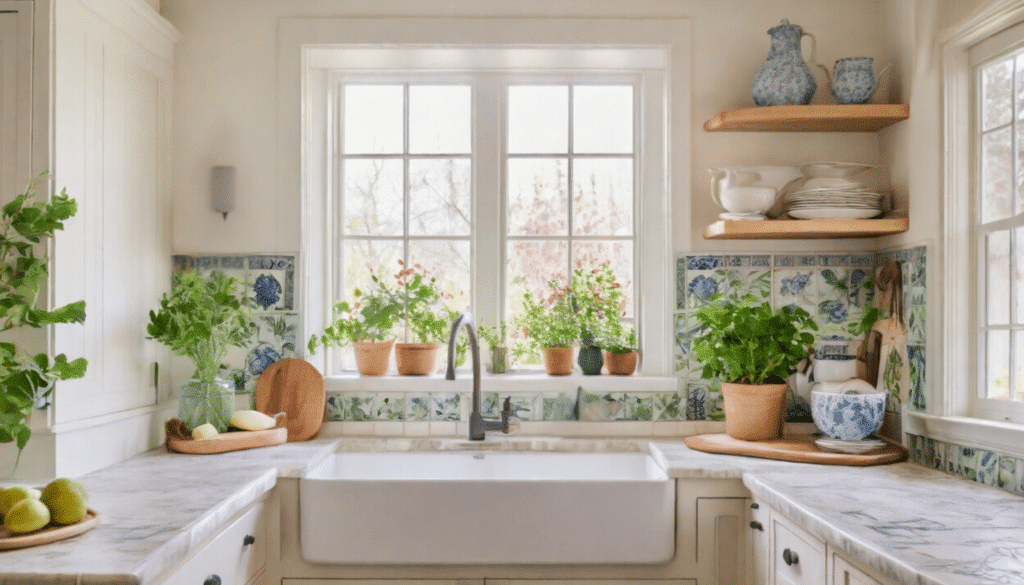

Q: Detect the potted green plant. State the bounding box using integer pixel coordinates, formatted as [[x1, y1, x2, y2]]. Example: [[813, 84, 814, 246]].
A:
[[147, 269, 258, 432], [307, 272, 403, 376], [570, 262, 626, 375], [691, 292, 818, 440], [602, 324, 639, 376], [393, 261, 460, 375], [478, 320, 509, 374], [0, 177, 87, 467], [513, 281, 580, 375]]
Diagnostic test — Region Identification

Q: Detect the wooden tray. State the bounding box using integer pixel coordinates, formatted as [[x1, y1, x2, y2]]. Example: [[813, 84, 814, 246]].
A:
[[684, 433, 907, 466], [166, 417, 288, 455], [0, 509, 98, 551]]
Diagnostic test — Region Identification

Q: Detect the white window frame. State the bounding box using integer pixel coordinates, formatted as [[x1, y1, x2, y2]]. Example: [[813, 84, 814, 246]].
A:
[[923, 0, 1024, 455], [279, 17, 690, 391]]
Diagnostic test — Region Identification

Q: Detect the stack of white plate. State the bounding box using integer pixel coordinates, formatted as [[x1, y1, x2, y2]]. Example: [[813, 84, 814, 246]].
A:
[[785, 178, 884, 220], [814, 436, 887, 454]]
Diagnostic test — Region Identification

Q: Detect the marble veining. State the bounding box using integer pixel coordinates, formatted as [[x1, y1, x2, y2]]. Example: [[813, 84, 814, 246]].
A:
[[2, 436, 1022, 585]]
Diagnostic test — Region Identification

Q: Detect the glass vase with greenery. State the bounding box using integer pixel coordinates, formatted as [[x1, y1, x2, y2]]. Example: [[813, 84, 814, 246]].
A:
[[478, 320, 509, 374], [147, 269, 257, 431], [0, 176, 87, 466]]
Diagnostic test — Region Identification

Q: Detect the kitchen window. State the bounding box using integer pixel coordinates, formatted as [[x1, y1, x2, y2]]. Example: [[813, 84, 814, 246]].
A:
[[294, 30, 681, 383]]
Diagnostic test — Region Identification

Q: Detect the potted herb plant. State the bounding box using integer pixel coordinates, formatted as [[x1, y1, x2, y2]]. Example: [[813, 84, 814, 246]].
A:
[[147, 269, 258, 432], [691, 292, 818, 440], [513, 281, 580, 376], [602, 324, 639, 376], [570, 262, 626, 375], [0, 177, 87, 466], [478, 320, 509, 374], [392, 261, 460, 375], [307, 272, 403, 376]]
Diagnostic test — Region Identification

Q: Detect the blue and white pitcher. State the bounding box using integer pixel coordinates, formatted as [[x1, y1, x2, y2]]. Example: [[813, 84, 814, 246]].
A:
[[751, 19, 817, 107], [818, 57, 893, 104]]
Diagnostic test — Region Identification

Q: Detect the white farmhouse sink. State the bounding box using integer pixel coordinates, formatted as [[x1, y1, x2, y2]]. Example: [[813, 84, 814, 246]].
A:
[[300, 451, 675, 565]]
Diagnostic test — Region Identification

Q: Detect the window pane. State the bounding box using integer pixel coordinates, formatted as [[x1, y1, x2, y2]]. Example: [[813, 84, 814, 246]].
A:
[[572, 242, 634, 319], [572, 158, 633, 236], [409, 86, 471, 154], [344, 85, 403, 154], [508, 86, 568, 154], [982, 127, 1013, 222], [506, 240, 569, 320], [409, 159, 471, 236], [987, 329, 1011, 400], [1015, 330, 1024, 401], [507, 158, 568, 236], [1017, 227, 1024, 324], [343, 159, 403, 236], [342, 240, 402, 302], [988, 230, 1011, 325], [408, 240, 471, 312], [573, 85, 633, 154], [983, 58, 1012, 130]]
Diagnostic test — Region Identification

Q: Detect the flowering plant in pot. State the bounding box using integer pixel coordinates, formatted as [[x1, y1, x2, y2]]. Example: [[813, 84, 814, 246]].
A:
[[512, 281, 580, 375], [393, 261, 459, 375], [570, 262, 626, 375], [478, 320, 509, 374], [601, 324, 638, 376], [147, 269, 258, 432], [690, 292, 818, 440], [306, 273, 403, 376]]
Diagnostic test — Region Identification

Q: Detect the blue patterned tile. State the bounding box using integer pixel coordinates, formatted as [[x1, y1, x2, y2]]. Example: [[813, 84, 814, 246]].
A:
[[247, 255, 295, 311], [325, 392, 345, 421], [676, 257, 688, 310], [999, 455, 1024, 495], [685, 271, 725, 307], [727, 255, 750, 267], [431, 392, 462, 421], [774, 269, 816, 310], [654, 392, 683, 420], [507, 394, 541, 421], [977, 450, 1000, 486], [796, 255, 817, 267], [374, 394, 405, 421], [851, 254, 874, 267], [405, 393, 431, 421], [542, 392, 577, 421], [907, 345, 926, 412], [751, 255, 771, 267], [818, 254, 851, 267], [686, 256, 724, 270], [932, 439, 946, 471], [774, 255, 795, 267], [957, 446, 978, 481]]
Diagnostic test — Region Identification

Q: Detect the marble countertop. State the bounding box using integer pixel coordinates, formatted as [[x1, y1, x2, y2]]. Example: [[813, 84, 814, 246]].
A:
[[1, 436, 1021, 585]]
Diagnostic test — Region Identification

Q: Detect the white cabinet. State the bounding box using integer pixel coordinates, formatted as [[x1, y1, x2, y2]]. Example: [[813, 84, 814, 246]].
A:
[[830, 551, 884, 585], [0, 1, 32, 198], [748, 500, 769, 585], [769, 512, 826, 585], [154, 498, 268, 585], [695, 498, 752, 585]]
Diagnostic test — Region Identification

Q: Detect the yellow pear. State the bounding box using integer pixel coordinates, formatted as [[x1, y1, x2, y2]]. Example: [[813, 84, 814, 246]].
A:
[[0, 485, 40, 516], [4, 498, 50, 533], [40, 478, 89, 525]]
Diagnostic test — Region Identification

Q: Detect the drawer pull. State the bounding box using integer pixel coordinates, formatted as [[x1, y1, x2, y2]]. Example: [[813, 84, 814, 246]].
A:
[[750, 503, 759, 509], [203, 576, 222, 585], [782, 548, 799, 566], [750, 521, 764, 531], [243, 534, 256, 546]]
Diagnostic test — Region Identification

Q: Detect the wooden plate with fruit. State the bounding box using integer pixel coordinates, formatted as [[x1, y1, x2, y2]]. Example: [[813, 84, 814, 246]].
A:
[[0, 509, 98, 550]]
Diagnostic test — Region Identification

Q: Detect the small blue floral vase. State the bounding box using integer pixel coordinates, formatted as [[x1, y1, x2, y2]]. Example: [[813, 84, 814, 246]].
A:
[[751, 19, 817, 107]]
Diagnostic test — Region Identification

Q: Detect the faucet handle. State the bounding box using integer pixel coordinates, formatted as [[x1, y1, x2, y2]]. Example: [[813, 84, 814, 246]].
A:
[[500, 397, 516, 434], [502, 396, 512, 413]]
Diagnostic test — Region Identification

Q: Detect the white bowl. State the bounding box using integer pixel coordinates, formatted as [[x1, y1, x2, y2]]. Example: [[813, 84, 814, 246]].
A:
[[813, 356, 858, 382], [719, 186, 776, 214], [800, 161, 875, 179]]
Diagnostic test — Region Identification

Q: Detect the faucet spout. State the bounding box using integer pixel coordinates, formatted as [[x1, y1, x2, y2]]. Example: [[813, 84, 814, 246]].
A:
[[447, 313, 510, 440]]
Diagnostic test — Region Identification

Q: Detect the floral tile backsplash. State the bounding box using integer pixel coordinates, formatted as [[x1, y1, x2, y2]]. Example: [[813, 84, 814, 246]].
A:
[[675, 247, 927, 423], [907, 434, 1024, 496]]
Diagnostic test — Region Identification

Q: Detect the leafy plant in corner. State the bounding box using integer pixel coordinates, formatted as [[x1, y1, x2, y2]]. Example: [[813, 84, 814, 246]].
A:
[[690, 293, 818, 385], [147, 269, 258, 431], [307, 272, 404, 354], [0, 175, 87, 465]]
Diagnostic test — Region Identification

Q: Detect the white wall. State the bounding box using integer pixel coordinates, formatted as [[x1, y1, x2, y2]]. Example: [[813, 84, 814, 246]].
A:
[[161, 0, 902, 257]]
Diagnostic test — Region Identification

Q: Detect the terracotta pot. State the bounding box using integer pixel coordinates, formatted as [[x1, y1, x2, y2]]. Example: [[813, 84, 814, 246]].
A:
[[395, 342, 442, 376], [604, 350, 638, 376], [353, 340, 394, 376], [541, 347, 574, 376], [721, 381, 789, 441]]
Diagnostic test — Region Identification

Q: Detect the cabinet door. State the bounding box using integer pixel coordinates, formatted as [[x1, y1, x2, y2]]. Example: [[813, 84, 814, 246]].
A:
[[490, 580, 696, 585], [832, 552, 884, 585], [0, 1, 32, 198], [696, 498, 751, 585], [770, 514, 825, 585], [748, 501, 769, 585], [157, 500, 266, 585], [283, 581, 484, 585]]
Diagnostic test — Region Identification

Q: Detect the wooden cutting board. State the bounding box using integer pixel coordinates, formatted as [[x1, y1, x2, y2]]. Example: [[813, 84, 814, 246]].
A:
[[684, 433, 907, 466], [255, 358, 325, 441]]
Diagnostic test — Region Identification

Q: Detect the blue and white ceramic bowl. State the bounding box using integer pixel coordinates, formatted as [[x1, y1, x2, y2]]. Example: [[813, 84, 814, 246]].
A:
[[811, 390, 885, 441]]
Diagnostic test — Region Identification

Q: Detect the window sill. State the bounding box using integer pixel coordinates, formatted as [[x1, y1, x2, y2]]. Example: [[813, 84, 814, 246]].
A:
[[905, 411, 1024, 459], [324, 372, 678, 395]]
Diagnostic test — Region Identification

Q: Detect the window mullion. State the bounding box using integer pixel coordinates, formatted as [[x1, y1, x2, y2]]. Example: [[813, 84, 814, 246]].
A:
[[473, 75, 503, 330], [567, 84, 575, 277]]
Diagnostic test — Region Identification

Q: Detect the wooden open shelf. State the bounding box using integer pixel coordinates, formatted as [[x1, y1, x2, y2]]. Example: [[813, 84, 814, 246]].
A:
[[703, 104, 909, 132], [703, 215, 909, 240]]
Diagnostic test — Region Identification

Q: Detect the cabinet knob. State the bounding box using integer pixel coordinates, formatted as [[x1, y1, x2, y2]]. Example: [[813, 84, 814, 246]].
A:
[[203, 576, 222, 585], [750, 521, 763, 531], [750, 503, 759, 509], [782, 548, 799, 566], [243, 534, 256, 546]]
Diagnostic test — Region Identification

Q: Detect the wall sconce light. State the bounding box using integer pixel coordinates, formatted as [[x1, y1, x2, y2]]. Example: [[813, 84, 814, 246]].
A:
[[211, 165, 236, 220]]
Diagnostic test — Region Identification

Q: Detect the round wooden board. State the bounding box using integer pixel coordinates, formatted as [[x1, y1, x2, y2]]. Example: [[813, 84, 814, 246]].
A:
[[254, 358, 325, 441], [684, 433, 907, 466], [0, 509, 99, 551]]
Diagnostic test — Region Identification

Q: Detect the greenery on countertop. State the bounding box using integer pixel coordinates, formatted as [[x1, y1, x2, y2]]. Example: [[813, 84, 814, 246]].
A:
[[0, 175, 88, 463], [691, 291, 818, 385]]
